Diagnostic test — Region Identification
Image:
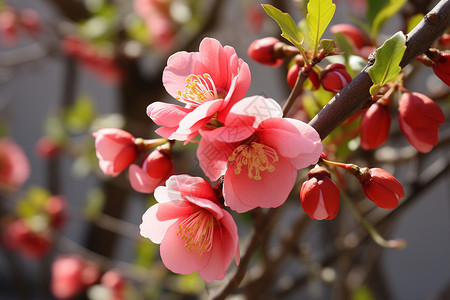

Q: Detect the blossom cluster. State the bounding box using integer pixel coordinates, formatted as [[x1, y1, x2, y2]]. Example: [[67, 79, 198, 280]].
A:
[[92, 30, 445, 281]]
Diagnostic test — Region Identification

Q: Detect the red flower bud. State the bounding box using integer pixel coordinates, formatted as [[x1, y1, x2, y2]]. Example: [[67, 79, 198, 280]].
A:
[[51, 255, 99, 299], [248, 37, 283, 67], [101, 270, 125, 293], [286, 62, 320, 89], [35, 136, 61, 159], [320, 63, 352, 93], [128, 147, 173, 193], [0, 8, 18, 47], [93, 128, 138, 177], [398, 92, 445, 153], [2, 219, 51, 258], [357, 168, 404, 209], [360, 102, 391, 150], [432, 52, 450, 86], [45, 195, 67, 230], [330, 24, 371, 49], [0, 138, 30, 189], [20, 9, 41, 37], [300, 167, 340, 220]]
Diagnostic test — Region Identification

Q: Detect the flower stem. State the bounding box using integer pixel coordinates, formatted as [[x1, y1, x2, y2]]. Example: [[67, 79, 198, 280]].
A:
[[341, 192, 406, 249]]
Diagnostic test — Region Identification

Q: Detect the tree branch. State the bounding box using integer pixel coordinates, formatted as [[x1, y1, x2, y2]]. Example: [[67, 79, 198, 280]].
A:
[[309, 0, 450, 140]]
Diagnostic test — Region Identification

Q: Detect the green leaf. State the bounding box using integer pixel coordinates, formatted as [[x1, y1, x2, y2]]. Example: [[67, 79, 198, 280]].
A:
[[262, 4, 304, 50], [306, 0, 336, 54], [407, 13, 424, 33], [371, 0, 407, 37], [366, 0, 389, 26], [320, 39, 335, 54], [368, 31, 406, 91]]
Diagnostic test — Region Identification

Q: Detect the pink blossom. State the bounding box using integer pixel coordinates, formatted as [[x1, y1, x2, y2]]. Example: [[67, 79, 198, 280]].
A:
[[51, 255, 100, 299], [197, 96, 323, 212], [129, 147, 174, 193], [140, 175, 240, 282], [0, 138, 30, 189], [93, 128, 138, 177], [147, 37, 251, 142]]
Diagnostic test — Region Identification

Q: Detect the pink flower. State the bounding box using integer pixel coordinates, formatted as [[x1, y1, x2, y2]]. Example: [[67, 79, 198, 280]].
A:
[[300, 166, 340, 220], [357, 168, 404, 209], [360, 102, 391, 150], [93, 128, 138, 177], [197, 96, 323, 212], [20, 9, 41, 37], [129, 147, 174, 193], [140, 175, 240, 282], [0, 138, 30, 189], [0, 8, 18, 47], [398, 92, 445, 153], [147, 37, 251, 142], [51, 255, 100, 299]]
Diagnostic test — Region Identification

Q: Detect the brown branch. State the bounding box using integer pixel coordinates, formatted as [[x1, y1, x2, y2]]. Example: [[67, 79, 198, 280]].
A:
[[308, 0, 450, 140]]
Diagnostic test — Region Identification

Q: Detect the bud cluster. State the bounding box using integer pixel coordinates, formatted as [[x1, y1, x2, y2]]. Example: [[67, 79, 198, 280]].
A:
[[0, 6, 41, 47]]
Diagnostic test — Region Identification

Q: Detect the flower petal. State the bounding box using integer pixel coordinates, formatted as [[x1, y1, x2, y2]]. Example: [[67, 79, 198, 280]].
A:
[[163, 52, 199, 99], [140, 204, 178, 244], [227, 96, 282, 128], [223, 156, 297, 212], [159, 220, 211, 275], [258, 118, 322, 161]]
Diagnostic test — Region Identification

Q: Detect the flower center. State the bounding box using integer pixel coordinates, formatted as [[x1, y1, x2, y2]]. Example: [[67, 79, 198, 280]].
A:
[[176, 73, 218, 107], [177, 209, 215, 257], [228, 142, 279, 180]]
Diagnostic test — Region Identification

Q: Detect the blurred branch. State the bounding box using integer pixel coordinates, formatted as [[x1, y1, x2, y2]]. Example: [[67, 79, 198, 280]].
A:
[[309, 0, 450, 139]]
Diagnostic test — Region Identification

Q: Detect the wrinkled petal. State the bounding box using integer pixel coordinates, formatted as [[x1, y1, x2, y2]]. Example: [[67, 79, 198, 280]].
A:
[[163, 52, 199, 98], [165, 175, 216, 200], [223, 156, 297, 212], [174, 99, 224, 137], [197, 135, 235, 181], [160, 220, 212, 275], [227, 96, 282, 128], [258, 118, 322, 159], [147, 102, 192, 127], [140, 204, 178, 244], [197, 228, 234, 282], [184, 196, 224, 219]]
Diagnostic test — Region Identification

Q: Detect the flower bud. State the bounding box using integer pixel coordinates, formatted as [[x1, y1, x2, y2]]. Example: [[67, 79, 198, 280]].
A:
[[287, 60, 320, 90], [432, 51, 450, 86], [93, 128, 138, 177], [300, 166, 340, 220], [330, 24, 371, 49], [357, 168, 404, 209], [51, 255, 99, 299], [20, 9, 41, 37], [35, 136, 61, 159], [101, 270, 125, 293], [398, 92, 445, 153], [320, 63, 352, 93], [0, 138, 30, 189], [0, 8, 18, 47], [128, 147, 173, 193], [248, 37, 284, 67], [45, 195, 67, 230], [360, 102, 391, 150]]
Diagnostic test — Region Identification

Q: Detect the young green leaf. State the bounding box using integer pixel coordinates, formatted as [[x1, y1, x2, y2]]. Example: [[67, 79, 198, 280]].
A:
[[262, 4, 304, 50], [306, 0, 336, 54], [368, 32, 406, 95], [371, 0, 407, 37]]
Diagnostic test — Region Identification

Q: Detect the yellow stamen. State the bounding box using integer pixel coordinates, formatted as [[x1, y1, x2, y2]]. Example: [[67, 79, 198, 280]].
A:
[[176, 73, 218, 107], [228, 142, 279, 180], [177, 209, 215, 258]]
